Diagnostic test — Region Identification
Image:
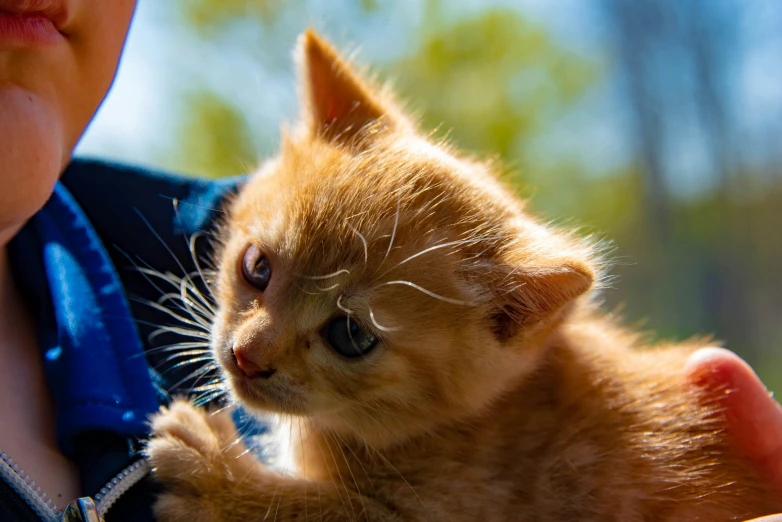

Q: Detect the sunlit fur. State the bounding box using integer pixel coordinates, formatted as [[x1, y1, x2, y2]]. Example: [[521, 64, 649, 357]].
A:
[[147, 30, 782, 521]]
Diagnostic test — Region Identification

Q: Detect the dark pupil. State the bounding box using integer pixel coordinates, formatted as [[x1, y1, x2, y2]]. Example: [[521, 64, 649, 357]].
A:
[[325, 316, 378, 358], [242, 244, 271, 291]]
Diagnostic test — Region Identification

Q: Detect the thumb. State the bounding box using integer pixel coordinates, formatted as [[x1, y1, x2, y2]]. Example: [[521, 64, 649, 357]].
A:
[[684, 347, 782, 491]]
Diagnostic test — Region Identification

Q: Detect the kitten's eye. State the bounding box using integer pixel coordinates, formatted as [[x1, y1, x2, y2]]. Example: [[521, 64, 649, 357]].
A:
[[241, 244, 271, 291], [324, 316, 378, 358]]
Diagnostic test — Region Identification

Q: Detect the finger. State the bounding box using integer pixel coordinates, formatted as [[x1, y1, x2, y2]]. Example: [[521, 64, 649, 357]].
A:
[[684, 347, 782, 490]]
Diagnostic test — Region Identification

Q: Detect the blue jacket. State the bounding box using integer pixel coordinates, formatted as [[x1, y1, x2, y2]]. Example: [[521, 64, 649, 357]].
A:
[[3, 159, 239, 522]]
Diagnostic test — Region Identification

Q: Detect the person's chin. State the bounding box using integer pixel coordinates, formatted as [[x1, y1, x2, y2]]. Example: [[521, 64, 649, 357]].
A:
[[0, 83, 66, 235]]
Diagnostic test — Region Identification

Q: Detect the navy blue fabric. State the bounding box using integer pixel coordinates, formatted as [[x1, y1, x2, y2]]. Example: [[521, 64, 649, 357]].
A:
[[11, 183, 159, 453], [7, 159, 242, 521]]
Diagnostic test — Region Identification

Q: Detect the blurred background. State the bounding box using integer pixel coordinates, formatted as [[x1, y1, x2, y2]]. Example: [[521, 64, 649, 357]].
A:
[[76, 0, 782, 394]]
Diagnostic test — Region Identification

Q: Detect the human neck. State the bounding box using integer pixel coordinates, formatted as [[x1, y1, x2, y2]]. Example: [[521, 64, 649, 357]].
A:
[[0, 240, 82, 503]]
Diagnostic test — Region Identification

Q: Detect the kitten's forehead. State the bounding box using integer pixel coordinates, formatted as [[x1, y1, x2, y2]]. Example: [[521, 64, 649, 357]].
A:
[[230, 134, 523, 303]]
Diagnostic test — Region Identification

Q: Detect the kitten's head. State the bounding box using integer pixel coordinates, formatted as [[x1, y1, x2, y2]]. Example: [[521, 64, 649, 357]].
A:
[[211, 30, 598, 444]]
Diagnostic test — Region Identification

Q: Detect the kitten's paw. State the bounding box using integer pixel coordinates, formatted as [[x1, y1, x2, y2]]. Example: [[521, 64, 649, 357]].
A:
[[147, 399, 253, 493]]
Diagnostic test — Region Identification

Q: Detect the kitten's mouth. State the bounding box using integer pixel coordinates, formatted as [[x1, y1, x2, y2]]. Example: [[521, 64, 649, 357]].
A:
[[227, 371, 310, 415]]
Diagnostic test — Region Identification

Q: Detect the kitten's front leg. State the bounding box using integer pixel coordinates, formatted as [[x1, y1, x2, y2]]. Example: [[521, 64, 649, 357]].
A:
[[147, 400, 396, 522]]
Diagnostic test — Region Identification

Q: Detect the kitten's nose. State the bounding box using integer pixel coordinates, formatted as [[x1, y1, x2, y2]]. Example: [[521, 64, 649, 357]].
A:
[[231, 345, 276, 379]]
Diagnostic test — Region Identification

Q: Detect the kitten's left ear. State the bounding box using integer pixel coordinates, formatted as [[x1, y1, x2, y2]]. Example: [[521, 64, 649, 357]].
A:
[[481, 232, 597, 343], [297, 29, 401, 145]]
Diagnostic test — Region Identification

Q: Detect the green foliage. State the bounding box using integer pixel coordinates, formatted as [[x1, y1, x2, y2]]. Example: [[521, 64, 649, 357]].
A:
[[171, 91, 257, 178], [394, 9, 597, 161], [180, 0, 287, 34]]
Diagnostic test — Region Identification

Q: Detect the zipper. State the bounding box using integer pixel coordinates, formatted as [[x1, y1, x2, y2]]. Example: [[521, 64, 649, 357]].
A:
[[92, 458, 149, 515], [0, 450, 59, 522], [0, 448, 150, 521]]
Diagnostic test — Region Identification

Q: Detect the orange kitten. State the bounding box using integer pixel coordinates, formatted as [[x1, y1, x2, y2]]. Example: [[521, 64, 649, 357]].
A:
[[147, 30, 782, 521]]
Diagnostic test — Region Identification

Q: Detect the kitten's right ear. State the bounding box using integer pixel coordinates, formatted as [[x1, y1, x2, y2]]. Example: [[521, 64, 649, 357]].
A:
[[296, 29, 399, 146]]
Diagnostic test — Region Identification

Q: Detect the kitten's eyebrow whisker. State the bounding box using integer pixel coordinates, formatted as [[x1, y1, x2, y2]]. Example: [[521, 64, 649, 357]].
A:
[[376, 280, 475, 307], [337, 296, 362, 353], [348, 223, 368, 267], [373, 235, 500, 283], [316, 283, 341, 292], [295, 283, 321, 296], [382, 198, 401, 265], [299, 269, 351, 281], [368, 306, 401, 332], [336, 295, 354, 316]]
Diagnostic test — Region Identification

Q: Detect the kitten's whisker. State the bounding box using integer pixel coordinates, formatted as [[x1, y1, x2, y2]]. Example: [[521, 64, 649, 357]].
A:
[[299, 269, 351, 281], [168, 364, 218, 392], [377, 280, 475, 307], [368, 306, 401, 332], [158, 362, 216, 381], [302, 421, 343, 519], [339, 396, 434, 436], [190, 381, 223, 393], [128, 341, 209, 359], [322, 429, 359, 521], [336, 295, 353, 316], [348, 224, 368, 267], [338, 417, 426, 508], [180, 268, 218, 314], [208, 402, 234, 418], [157, 349, 213, 365], [149, 326, 211, 342], [382, 198, 401, 264], [113, 248, 170, 304], [134, 208, 206, 309], [135, 273, 215, 340], [166, 355, 217, 370], [373, 235, 500, 283], [171, 198, 226, 308], [139, 341, 210, 355], [160, 195, 230, 216], [177, 280, 216, 327], [316, 283, 341, 292], [192, 389, 225, 407], [298, 419, 308, 520], [133, 297, 210, 331], [136, 265, 217, 322], [330, 420, 373, 484], [188, 368, 222, 400]]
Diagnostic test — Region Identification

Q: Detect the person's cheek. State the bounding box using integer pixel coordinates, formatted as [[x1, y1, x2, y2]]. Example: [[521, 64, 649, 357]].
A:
[[59, 0, 137, 157]]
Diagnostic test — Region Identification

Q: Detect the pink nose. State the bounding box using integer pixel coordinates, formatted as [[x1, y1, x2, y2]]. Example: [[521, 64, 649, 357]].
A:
[[231, 345, 276, 379]]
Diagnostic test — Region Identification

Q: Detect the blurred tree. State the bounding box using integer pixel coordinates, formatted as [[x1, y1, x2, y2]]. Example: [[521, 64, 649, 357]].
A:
[[392, 8, 597, 162], [169, 90, 257, 178], [181, 0, 287, 34], [167, 1, 599, 187]]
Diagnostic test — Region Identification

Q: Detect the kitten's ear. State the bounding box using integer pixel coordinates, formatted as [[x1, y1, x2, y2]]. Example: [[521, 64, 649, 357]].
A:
[[297, 29, 397, 145], [485, 246, 595, 343]]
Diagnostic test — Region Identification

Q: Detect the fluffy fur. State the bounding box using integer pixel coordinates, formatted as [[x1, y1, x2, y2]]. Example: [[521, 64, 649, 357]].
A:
[[147, 30, 782, 521]]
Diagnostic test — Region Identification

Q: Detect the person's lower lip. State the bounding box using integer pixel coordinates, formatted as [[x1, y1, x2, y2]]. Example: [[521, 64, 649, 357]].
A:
[[0, 11, 62, 47]]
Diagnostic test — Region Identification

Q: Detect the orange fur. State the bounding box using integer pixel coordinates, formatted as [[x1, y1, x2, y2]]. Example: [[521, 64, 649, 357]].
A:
[[147, 30, 782, 521]]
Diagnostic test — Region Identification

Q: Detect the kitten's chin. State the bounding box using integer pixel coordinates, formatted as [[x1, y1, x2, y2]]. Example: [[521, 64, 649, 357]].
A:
[[227, 375, 311, 416]]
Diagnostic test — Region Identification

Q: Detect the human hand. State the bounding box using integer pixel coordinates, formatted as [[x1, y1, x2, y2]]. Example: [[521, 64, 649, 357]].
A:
[[684, 347, 782, 521]]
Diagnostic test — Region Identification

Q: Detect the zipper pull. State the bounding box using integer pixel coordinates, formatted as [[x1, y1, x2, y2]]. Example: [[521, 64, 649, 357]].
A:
[[60, 497, 104, 522]]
